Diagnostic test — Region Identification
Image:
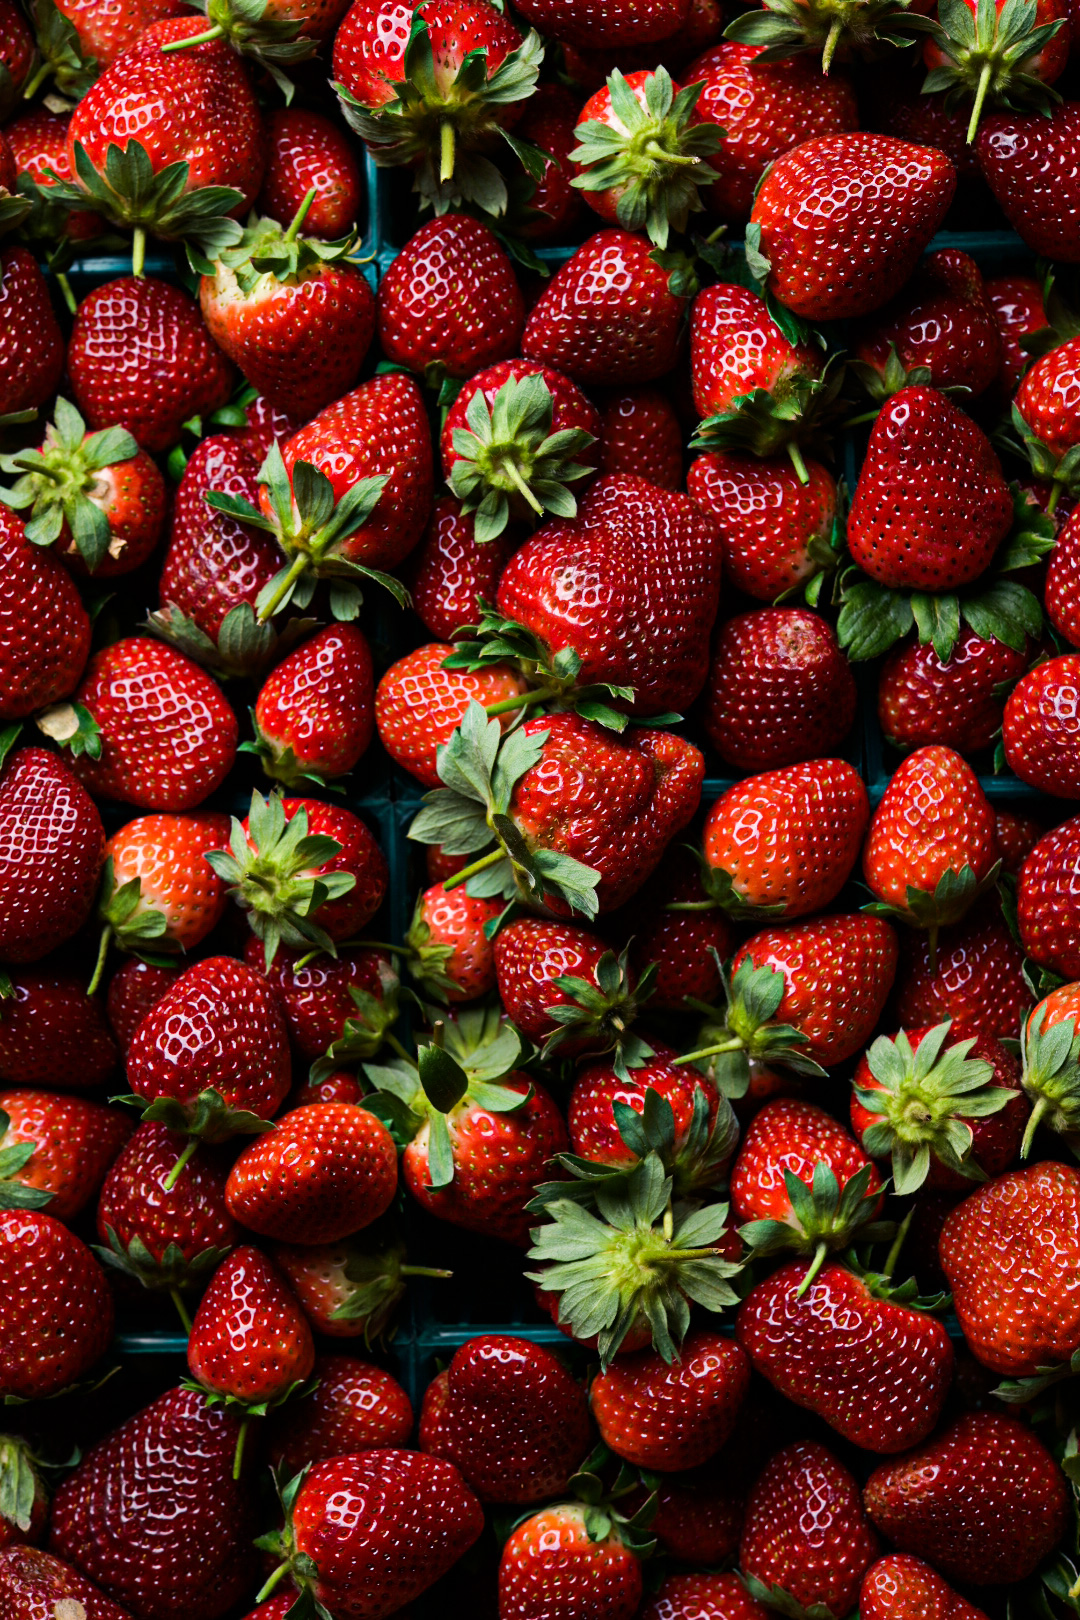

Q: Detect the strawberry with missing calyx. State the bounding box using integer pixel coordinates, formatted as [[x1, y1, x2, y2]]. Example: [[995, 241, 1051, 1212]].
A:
[[642, 1574, 769, 1620], [861, 1555, 991, 1620], [0, 747, 105, 967], [0, 971, 117, 1091], [248, 624, 374, 789], [1, 1209, 114, 1399]]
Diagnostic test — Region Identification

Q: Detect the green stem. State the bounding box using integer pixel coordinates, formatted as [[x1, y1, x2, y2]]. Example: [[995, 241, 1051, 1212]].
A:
[[966, 59, 994, 144], [21, 60, 50, 100], [161, 23, 224, 48], [501, 457, 545, 517], [440, 120, 456, 184], [86, 924, 112, 997], [821, 16, 843, 73], [484, 686, 556, 718], [795, 1239, 829, 1297], [673, 1037, 744, 1066], [385, 1031, 415, 1065], [786, 440, 809, 485], [400, 1265, 454, 1278], [284, 187, 317, 243], [1048, 480, 1062, 516], [255, 1563, 290, 1604], [233, 1418, 248, 1481], [882, 1208, 914, 1283], [1021, 1092, 1052, 1159], [441, 847, 505, 893], [664, 900, 719, 912], [170, 1288, 193, 1335], [258, 553, 310, 624], [642, 142, 699, 167], [163, 1137, 198, 1193], [844, 408, 882, 428], [132, 227, 146, 280], [55, 272, 77, 317]]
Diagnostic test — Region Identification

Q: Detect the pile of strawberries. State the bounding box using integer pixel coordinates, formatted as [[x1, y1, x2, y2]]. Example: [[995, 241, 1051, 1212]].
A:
[[6, 0, 1080, 1611]]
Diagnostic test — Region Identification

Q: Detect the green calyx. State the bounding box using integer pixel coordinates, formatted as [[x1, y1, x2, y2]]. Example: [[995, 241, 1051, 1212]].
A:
[[0, 1435, 44, 1537], [160, 0, 318, 98], [541, 945, 657, 1081], [0, 1109, 53, 1212], [864, 862, 1003, 955], [919, 0, 1065, 144], [114, 1088, 275, 1189], [407, 699, 602, 920], [448, 372, 596, 543], [335, 16, 545, 217], [89, 855, 175, 995], [319, 1233, 452, 1344], [308, 962, 407, 1081], [561, 1452, 658, 1558], [545, 1080, 741, 1200], [694, 852, 788, 924], [742, 1574, 849, 1620], [993, 1343, 1080, 1405], [1020, 1001, 1080, 1160], [206, 789, 357, 970], [204, 440, 400, 625], [254, 1467, 331, 1620], [0, 397, 138, 572], [855, 1020, 1011, 1193], [23, 0, 98, 100], [527, 1151, 743, 1366], [94, 1224, 232, 1298], [848, 346, 937, 410], [673, 954, 827, 1099], [569, 68, 723, 250], [196, 192, 357, 294], [1011, 400, 1080, 513], [404, 896, 466, 1003], [146, 601, 318, 681], [723, 0, 923, 73], [183, 1374, 319, 1480], [738, 1162, 892, 1293], [689, 356, 844, 482]]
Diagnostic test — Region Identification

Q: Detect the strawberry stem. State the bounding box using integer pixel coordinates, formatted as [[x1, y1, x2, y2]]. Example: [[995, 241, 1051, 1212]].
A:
[[673, 1037, 744, 1066], [386, 1031, 415, 1064], [1021, 1092, 1051, 1159], [21, 60, 50, 100], [439, 121, 456, 184], [161, 23, 224, 49], [163, 1138, 198, 1192], [1048, 482, 1062, 515], [284, 188, 317, 244], [170, 1288, 193, 1335], [233, 1418, 248, 1481], [132, 227, 146, 280], [441, 847, 506, 893], [795, 1239, 829, 1297], [882, 1208, 913, 1282], [821, 16, 843, 73], [484, 687, 555, 718], [255, 1563, 290, 1604], [501, 456, 545, 516], [786, 440, 810, 485], [258, 554, 310, 624], [664, 900, 719, 912], [55, 272, 77, 317], [966, 60, 994, 144], [86, 924, 112, 997], [399, 1265, 454, 1278]]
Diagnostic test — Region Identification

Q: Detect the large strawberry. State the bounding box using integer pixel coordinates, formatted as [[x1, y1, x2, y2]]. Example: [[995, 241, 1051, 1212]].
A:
[[258, 107, 362, 238], [688, 448, 840, 601], [249, 624, 374, 788], [0, 971, 117, 1089], [2, 1210, 114, 1399], [0, 1090, 130, 1221], [0, 747, 105, 966], [0, 1546, 135, 1619], [498, 1502, 644, 1620], [0, 506, 91, 723], [0, 250, 64, 419], [590, 1331, 749, 1471], [976, 103, 1080, 261], [268, 1353, 413, 1473]]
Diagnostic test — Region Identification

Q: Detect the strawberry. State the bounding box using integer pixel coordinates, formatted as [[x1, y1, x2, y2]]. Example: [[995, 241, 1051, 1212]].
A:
[[894, 896, 1030, 1038], [0, 971, 117, 1090], [611, 845, 731, 1013], [515, 0, 686, 45], [648, 1469, 747, 1564], [257, 108, 362, 238], [95, 1121, 238, 1319], [375, 642, 528, 788], [0, 506, 91, 722], [641, 1574, 769, 1620], [407, 495, 515, 642], [0, 1442, 47, 1548], [158, 0, 351, 77], [249, 624, 374, 788], [977, 103, 1080, 260], [0, 1090, 130, 1221], [0, 0, 35, 105], [0, 748, 105, 966], [860, 1554, 991, 1620], [243, 939, 399, 1062], [49, 1386, 256, 1614], [688, 42, 858, 221], [1, 1210, 113, 1399], [867, 62, 981, 169], [273, 1231, 449, 1341], [420, 1334, 593, 1502], [377, 213, 525, 382], [513, 83, 590, 242], [748, 133, 956, 321], [1011, 334, 1080, 507], [862, 745, 999, 942], [96, 812, 232, 978], [741, 1441, 880, 1618], [738, 1259, 954, 1453], [994, 807, 1043, 872], [1017, 817, 1080, 979], [853, 1022, 1025, 1193], [499, 1503, 643, 1620], [333, 0, 542, 214], [268, 1352, 412, 1474], [700, 758, 869, 920], [985, 271, 1048, 396], [1004, 653, 1080, 795], [853, 249, 1003, 397], [597, 387, 682, 488], [920, 0, 1067, 144], [68, 278, 234, 454], [52, 0, 188, 67], [7, 108, 103, 245], [1046, 501, 1080, 645], [69, 638, 238, 812], [235, 393, 306, 459], [590, 1331, 749, 1471], [878, 627, 1030, 755], [0, 250, 64, 421], [105, 958, 181, 1049], [406, 880, 500, 1002], [704, 608, 857, 771], [688, 449, 839, 601], [0, 1546, 134, 1619], [863, 1411, 1068, 1584], [522, 228, 690, 385]]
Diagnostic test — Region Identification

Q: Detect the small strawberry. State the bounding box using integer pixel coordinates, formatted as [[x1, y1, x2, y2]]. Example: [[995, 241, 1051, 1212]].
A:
[[994, 807, 1043, 873], [0, 748, 105, 967], [1017, 817, 1080, 980], [1, 1209, 114, 1399], [273, 1230, 450, 1342], [853, 249, 1003, 397], [597, 387, 682, 488], [1004, 652, 1080, 795], [257, 108, 362, 238], [0, 1090, 130, 1221], [977, 104, 1080, 262], [407, 495, 515, 642], [878, 627, 1030, 756], [1021, 988, 1080, 1159], [0, 250, 64, 419], [0, 1546, 134, 1619], [861, 1554, 991, 1620], [894, 896, 1030, 1038], [406, 880, 500, 1002], [590, 1331, 749, 1471], [985, 270, 1048, 397], [268, 1353, 413, 1474], [498, 1503, 643, 1620], [611, 845, 731, 1013], [248, 624, 374, 788], [688, 449, 839, 601], [375, 642, 528, 788], [863, 1411, 1068, 1585], [0, 971, 117, 1090], [95, 812, 232, 982], [105, 957, 182, 1050], [641, 1573, 769, 1620], [244, 939, 399, 1062], [0, 506, 91, 723]]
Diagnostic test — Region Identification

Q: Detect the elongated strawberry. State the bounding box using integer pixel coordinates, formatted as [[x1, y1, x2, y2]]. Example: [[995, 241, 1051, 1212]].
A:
[[248, 624, 374, 788], [689, 448, 839, 601], [2, 1210, 114, 1399], [0, 505, 91, 723], [94, 812, 231, 981], [0, 250, 64, 419], [407, 495, 515, 641], [1017, 817, 1080, 979], [0, 748, 105, 966], [0, 1091, 130, 1222], [268, 1353, 413, 1473], [257, 108, 361, 238], [376, 642, 528, 789], [0, 971, 117, 1090]]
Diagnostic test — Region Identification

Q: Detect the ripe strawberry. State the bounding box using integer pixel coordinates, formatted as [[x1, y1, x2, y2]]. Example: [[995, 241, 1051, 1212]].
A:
[[52, 0, 187, 67], [853, 249, 1003, 397], [863, 1411, 1068, 1584], [749, 133, 956, 321], [522, 229, 689, 385], [407, 880, 500, 1002], [641, 1573, 769, 1620], [420, 1334, 593, 1502], [513, 83, 590, 242], [994, 807, 1043, 873], [688, 449, 839, 600], [0, 1546, 134, 1619], [741, 1441, 880, 1618], [7, 108, 104, 245], [243, 939, 397, 1061], [985, 271, 1048, 397], [407, 496, 515, 642], [490, 473, 723, 716], [0, 250, 64, 419], [377, 213, 525, 382], [894, 896, 1029, 1037], [0, 1090, 130, 1221], [493, 915, 651, 1061], [226, 1102, 395, 1244], [1018, 818, 1080, 979], [861, 1554, 991, 1620], [68, 278, 234, 455], [878, 627, 1030, 756], [0, 971, 117, 1090], [0, 0, 35, 104], [267, 1351, 413, 1474], [597, 387, 682, 489], [868, 62, 981, 170], [499, 1504, 643, 1620], [647, 1465, 747, 1564], [0, 506, 91, 722], [590, 1331, 749, 1471], [514, 0, 685, 46], [701, 758, 868, 920], [98, 812, 231, 975], [249, 624, 374, 788], [0, 748, 105, 966], [105, 958, 182, 1050], [376, 642, 527, 788], [703, 608, 856, 772], [1046, 502, 1080, 646], [616, 845, 732, 1012], [738, 1259, 954, 1453], [273, 1231, 448, 1341], [49, 1386, 255, 1614], [0, 1440, 51, 1549], [257, 108, 362, 238], [977, 103, 1080, 260], [1004, 653, 1080, 795], [1, 1210, 113, 1399]]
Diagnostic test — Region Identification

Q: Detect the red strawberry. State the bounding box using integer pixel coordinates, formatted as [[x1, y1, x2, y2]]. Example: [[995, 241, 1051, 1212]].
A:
[[0, 1439, 50, 1549], [641, 1573, 768, 1620], [994, 807, 1043, 873], [514, 0, 685, 46], [615, 845, 731, 1012], [225, 1102, 397, 1243], [0, 1090, 130, 1221], [406, 880, 500, 1002], [878, 628, 1030, 755], [493, 915, 636, 1050], [590, 1331, 749, 1471], [701, 758, 868, 920], [0, 748, 105, 966], [377, 214, 525, 382], [688, 449, 838, 601], [749, 133, 956, 321], [7, 109, 103, 244], [268, 1353, 413, 1474], [0, 0, 35, 104], [738, 1259, 954, 1453], [0, 250, 64, 419], [985, 271, 1048, 397], [52, 0, 187, 67], [49, 1386, 255, 1614], [513, 83, 590, 242], [853, 249, 1003, 397], [868, 63, 980, 172], [257, 108, 362, 238], [407, 496, 515, 642], [0, 971, 117, 1090], [420, 1334, 593, 1502], [1004, 653, 1080, 795], [99, 812, 231, 973], [741, 1441, 879, 1618], [647, 1469, 746, 1564], [597, 387, 682, 488], [861, 1554, 991, 1620], [0, 1546, 134, 1619], [976, 103, 1080, 261], [0, 507, 91, 722], [499, 1504, 643, 1620], [105, 958, 182, 1050], [236, 394, 306, 459], [243, 939, 397, 1061], [1, 1210, 113, 1399], [273, 1231, 448, 1342], [375, 642, 527, 788], [1017, 818, 1080, 978], [1046, 501, 1080, 645], [68, 278, 234, 454], [250, 624, 374, 788], [522, 229, 689, 386], [863, 1411, 1068, 1585], [894, 897, 1029, 1038]]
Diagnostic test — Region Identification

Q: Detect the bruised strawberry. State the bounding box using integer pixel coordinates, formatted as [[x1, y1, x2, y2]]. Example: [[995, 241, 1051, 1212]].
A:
[[0, 1546, 134, 1617]]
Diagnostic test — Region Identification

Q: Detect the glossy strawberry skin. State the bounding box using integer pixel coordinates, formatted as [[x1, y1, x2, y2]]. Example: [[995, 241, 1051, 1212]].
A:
[[243, 939, 392, 1060], [863, 1411, 1068, 1585], [514, 84, 590, 242], [591, 1332, 750, 1472], [0, 250, 65, 418], [855, 250, 1002, 395], [731, 1098, 880, 1225], [268, 1353, 413, 1475], [0, 506, 90, 720], [0, 1545, 136, 1620], [514, 0, 686, 46], [254, 625, 374, 783], [1015, 334, 1080, 457], [894, 897, 1029, 1037], [985, 272, 1048, 398], [569, 1043, 723, 1170], [375, 642, 527, 789], [420, 1334, 593, 1503], [0, 748, 105, 966], [7, 108, 104, 242], [49, 1386, 255, 1617], [751, 133, 956, 321], [407, 496, 516, 642], [688, 451, 837, 600], [0, 971, 117, 1090], [1, 1211, 114, 1400], [976, 104, 1080, 261], [499, 1503, 642, 1620], [596, 388, 682, 489], [225, 1103, 397, 1244], [68, 279, 234, 453], [860, 1554, 990, 1620], [1017, 816, 1080, 977], [1004, 654, 1080, 796], [0, 1089, 130, 1221], [107, 812, 231, 953], [641, 1572, 768, 1620], [493, 916, 611, 1047], [257, 107, 362, 237], [862, 745, 998, 912], [106, 958, 182, 1051], [878, 629, 1029, 756], [1046, 504, 1080, 646], [96, 1121, 238, 1288], [496, 473, 723, 718], [187, 1245, 315, 1404], [412, 881, 499, 1001], [691, 281, 821, 418], [54, 0, 188, 67]]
